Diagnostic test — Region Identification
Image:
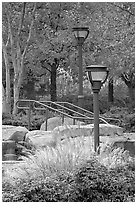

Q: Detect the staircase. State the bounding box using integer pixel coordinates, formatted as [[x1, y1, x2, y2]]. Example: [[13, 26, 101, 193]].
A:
[[16, 99, 120, 130]]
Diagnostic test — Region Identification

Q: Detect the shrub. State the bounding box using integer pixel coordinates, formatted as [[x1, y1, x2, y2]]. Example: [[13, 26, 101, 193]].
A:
[[73, 159, 135, 202], [2, 141, 135, 202], [2, 112, 47, 130], [3, 135, 94, 182], [2, 172, 75, 202], [2, 157, 135, 202], [2, 135, 93, 202], [102, 107, 135, 132], [99, 146, 135, 169], [2, 109, 61, 130]]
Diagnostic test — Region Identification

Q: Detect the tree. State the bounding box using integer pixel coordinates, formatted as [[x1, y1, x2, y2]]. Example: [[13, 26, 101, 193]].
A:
[[2, 2, 135, 111], [108, 2, 135, 106], [79, 2, 135, 106], [2, 2, 37, 115], [108, 77, 114, 103], [2, 39, 11, 113], [30, 2, 75, 101], [2, 84, 8, 114]]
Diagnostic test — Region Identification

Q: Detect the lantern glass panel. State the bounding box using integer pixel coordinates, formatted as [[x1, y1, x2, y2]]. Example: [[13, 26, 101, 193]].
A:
[[90, 71, 107, 82], [74, 30, 88, 38]]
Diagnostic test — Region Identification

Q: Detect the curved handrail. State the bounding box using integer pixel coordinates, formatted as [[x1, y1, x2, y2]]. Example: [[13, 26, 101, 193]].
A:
[[56, 101, 120, 124], [16, 99, 121, 132], [40, 100, 109, 124], [16, 99, 120, 124], [33, 101, 103, 123], [16, 99, 110, 130], [16, 99, 34, 109], [16, 99, 96, 130]]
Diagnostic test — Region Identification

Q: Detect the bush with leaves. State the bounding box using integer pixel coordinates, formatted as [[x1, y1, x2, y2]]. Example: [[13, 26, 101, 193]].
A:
[[2, 157, 135, 202], [72, 158, 135, 202], [2, 137, 135, 202], [102, 106, 135, 132], [2, 111, 49, 130]]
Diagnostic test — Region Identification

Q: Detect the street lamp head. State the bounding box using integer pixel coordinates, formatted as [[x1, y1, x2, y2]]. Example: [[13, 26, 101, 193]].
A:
[[86, 65, 109, 87], [72, 27, 89, 42]]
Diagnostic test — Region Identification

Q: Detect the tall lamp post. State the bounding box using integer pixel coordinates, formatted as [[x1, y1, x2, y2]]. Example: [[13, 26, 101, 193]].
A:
[[86, 65, 109, 152], [73, 27, 89, 108]]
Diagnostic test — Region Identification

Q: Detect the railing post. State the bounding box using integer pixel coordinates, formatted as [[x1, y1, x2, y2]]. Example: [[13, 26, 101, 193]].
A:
[[45, 108, 48, 131], [28, 101, 31, 130], [62, 114, 64, 124], [61, 108, 65, 124]]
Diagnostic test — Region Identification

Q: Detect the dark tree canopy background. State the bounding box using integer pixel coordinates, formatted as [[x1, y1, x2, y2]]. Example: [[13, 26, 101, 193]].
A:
[[2, 2, 135, 114]]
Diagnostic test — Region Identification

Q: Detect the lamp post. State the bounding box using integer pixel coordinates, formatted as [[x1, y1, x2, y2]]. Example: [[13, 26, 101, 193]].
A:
[[86, 65, 109, 152], [73, 27, 89, 108]]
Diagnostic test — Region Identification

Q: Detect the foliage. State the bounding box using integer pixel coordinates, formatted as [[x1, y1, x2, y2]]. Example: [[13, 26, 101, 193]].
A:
[[2, 2, 135, 114], [2, 111, 47, 130], [73, 158, 135, 202], [2, 144, 135, 202], [2, 2, 37, 114], [58, 81, 133, 114], [4, 135, 94, 180], [99, 147, 135, 169], [103, 106, 135, 132]]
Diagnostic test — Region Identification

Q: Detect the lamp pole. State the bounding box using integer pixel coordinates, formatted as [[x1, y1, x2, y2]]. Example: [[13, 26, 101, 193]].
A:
[[92, 81, 102, 152], [78, 38, 84, 107], [86, 65, 109, 153], [72, 27, 89, 108]]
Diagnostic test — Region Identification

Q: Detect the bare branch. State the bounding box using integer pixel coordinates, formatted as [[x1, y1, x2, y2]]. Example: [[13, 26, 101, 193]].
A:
[[111, 2, 135, 16], [38, 72, 48, 77], [41, 60, 51, 73], [17, 2, 26, 37], [5, 34, 10, 47], [7, 12, 17, 70], [54, 58, 60, 69], [7, 13, 14, 48], [121, 73, 130, 87], [22, 2, 37, 60]]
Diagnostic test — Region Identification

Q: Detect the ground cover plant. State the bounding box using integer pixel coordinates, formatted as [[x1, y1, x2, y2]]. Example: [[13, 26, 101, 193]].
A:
[[102, 106, 135, 132], [2, 110, 56, 130], [2, 134, 135, 202]]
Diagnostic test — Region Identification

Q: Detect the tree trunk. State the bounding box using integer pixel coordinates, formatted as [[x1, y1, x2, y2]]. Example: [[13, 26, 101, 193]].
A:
[[2, 41, 11, 113], [108, 78, 114, 103], [6, 2, 36, 115], [121, 72, 135, 109], [2, 84, 9, 115], [12, 64, 24, 115], [50, 64, 57, 101], [12, 80, 20, 115], [127, 85, 135, 109]]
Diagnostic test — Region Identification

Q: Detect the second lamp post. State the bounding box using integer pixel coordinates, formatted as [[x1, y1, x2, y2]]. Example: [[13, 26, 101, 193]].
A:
[[86, 65, 109, 152], [73, 27, 89, 108]]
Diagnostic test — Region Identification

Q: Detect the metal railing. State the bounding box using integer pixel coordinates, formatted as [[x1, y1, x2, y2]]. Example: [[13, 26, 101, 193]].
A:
[[55, 101, 120, 124], [16, 99, 120, 130]]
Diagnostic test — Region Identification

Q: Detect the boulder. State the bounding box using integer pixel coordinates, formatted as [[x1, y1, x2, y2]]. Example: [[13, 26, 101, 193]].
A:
[[2, 125, 29, 141], [85, 124, 123, 137], [113, 140, 135, 157], [2, 140, 16, 160], [40, 116, 85, 131], [123, 132, 135, 140], [8, 131, 27, 143], [25, 130, 57, 149], [15, 143, 34, 159], [53, 123, 123, 141], [53, 125, 94, 141], [100, 137, 135, 157]]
